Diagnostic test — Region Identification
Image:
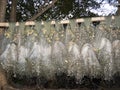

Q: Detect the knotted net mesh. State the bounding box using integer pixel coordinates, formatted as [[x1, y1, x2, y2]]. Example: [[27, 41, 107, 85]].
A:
[[0, 16, 120, 83]]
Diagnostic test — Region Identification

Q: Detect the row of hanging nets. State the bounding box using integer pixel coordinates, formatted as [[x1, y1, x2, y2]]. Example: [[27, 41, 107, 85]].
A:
[[0, 16, 120, 83]]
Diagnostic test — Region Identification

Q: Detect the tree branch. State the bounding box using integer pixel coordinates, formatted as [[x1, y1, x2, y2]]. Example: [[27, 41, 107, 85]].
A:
[[28, 0, 58, 21]]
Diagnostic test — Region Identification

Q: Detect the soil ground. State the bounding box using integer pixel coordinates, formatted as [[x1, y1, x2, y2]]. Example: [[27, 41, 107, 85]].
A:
[[5, 73, 120, 90]]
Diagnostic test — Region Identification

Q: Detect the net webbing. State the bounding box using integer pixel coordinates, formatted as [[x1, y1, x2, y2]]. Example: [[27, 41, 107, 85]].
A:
[[0, 16, 120, 82]]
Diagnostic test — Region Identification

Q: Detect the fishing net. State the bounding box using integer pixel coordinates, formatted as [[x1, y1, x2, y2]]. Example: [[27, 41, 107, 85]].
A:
[[0, 16, 120, 83]]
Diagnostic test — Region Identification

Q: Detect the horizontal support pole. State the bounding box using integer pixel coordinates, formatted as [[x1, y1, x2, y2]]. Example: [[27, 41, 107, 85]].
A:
[[0, 16, 115, 27]]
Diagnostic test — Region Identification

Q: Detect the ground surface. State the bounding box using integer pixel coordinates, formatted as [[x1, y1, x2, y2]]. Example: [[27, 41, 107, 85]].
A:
[[6, 73, 120, 90]]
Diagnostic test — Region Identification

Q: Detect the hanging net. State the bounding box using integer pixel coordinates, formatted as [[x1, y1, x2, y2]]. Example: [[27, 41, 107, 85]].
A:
[[0, 16, 120, 83]]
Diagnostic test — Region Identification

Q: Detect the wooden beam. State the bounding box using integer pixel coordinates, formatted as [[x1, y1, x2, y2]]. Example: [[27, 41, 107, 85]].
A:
[[0, 16, 116, 27]]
